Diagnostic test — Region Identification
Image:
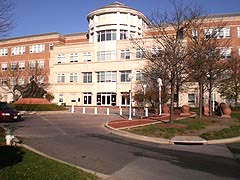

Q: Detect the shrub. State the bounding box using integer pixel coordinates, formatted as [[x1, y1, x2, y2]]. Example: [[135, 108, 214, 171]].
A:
[[11, 104, 67, 111]]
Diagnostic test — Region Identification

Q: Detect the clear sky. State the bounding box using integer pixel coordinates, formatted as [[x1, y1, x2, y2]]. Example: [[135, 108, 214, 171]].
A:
[[7, 0, 240, 38]]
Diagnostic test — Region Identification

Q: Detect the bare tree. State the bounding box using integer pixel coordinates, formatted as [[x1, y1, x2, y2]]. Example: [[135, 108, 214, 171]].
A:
[[0, 0, 14, 37], [218, 52, 240, 110], [132, 0, 203, 123], [187, 16, 230, 117]]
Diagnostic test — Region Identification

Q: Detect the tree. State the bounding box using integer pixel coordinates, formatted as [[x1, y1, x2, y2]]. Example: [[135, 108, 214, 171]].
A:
[[218, 54, 240, 109], [186, 15, 230, 117], [0, 0, 14, 37], [132, 0, 203, 123]]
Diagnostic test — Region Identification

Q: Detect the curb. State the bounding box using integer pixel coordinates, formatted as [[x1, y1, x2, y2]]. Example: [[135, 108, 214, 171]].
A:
[[105, 122, 171, 144], [105, 121, 240, 145]]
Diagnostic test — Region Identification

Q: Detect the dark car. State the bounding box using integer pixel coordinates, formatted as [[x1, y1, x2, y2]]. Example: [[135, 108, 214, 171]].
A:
[[0, 102, 22, 122]]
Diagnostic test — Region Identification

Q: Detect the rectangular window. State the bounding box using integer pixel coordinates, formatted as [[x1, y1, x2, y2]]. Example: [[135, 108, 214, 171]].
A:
[[188, 94, 196, 104], [192, 29, 198, 39], [1, 78, 7, 86], [238, 27, 240, 38], [70, 73, 78, 82], [220, 48, 232, 59], [83, 72, 92, 83], [29, 61, 36, 70], [120, 30, 128, 40], [120, 49, 130, 59], [136, 48, 145, 59], [97, 50, 116, 61], [83, 52, 92, 62], [83, 93, 92, 105], [11, 46, 26, 55], [10, 77, 16, 86], [11, 62, 17, 71], [1, 63, 7, 71], [37, 76, 44, 84], [59, 94, 63, 102], [96, 71, 116, 82], [0, 48, 8, 56], [120, 70, 131, 82], [136, 71, 144, 81], [97, 30, 116, 42], [37, 60, 45, 69], [70, 53, 78, 63], [19, 61, 25, 70], [57, 54, 66, 64], [18, 77, 24, 85], [29, 44, 45, 53], [151, 47, 162, 58], [57, 73, 65, 83]]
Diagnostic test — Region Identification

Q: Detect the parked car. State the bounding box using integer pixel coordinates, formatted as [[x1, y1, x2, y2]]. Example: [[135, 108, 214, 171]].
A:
[[0, 102, 22, 122]]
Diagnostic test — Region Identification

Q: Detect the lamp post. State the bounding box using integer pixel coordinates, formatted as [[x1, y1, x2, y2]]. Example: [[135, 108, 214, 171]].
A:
[[157, 78, 162, 116], [128, 73, 133, 120], [143, 84, 147, 116]]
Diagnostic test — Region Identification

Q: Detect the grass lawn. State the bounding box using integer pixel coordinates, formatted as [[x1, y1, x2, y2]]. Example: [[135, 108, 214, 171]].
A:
[[0, 127, 98, 180], [127, 112, 240, 140]]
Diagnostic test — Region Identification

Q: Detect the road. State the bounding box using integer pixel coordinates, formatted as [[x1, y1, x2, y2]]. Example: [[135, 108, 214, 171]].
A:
[[3, 113, 240, 180]]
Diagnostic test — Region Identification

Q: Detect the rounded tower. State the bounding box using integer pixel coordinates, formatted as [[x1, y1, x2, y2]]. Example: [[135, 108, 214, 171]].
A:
[[87, 2, 151, 43]]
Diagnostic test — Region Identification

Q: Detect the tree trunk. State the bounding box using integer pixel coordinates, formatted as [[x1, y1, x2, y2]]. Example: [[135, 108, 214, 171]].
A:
[[170, 77, 175, 124], [199, 81, 203, 118], [208, 78, 213, 116]]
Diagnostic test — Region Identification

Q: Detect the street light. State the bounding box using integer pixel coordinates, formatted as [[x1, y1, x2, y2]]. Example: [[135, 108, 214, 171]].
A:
[[157, 78, 162, 116], [143, 84, 147, 116], [128, 73, 133, 120]]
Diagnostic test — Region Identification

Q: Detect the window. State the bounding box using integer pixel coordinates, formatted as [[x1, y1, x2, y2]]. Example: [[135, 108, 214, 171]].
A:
[[83, 93, 92, 105], [238, 27, 240, 38], [1, 78, 7, 86], [120, 49, 130, 59], [1, 63, 7, 71], [83, 72, 92, 83], [70, 53, 78, 63], [220, 48, 232, 59], [136, 48, 145, 59], [136, 71, 144, 81], [97, 50, 116, 61], [11, 46, 25, 55], [120, 30, 128, 40], [151, 47, 162, 58], [11, 62, 17, 71], [97, 30, 116, 42], [18, 77, 24, 85], [37, 60, 45, 69], [205, 28, 230, 39], [238, 48, 240, 56], [10, 77, 16, 86], [59, 94, 63, 102], [121, 92, 130, 106], [70, 73, 78, 82], [29, 61, 36, 70], [83, 52, 91, 62], [19, 61, 25, 70], [120, 70, 131, 82], [49, 43, 54, 50], [57, 73, 65, 83], [37, 76, 44, 84], [57, 54, 66, 64], [29, 44, 45, 53], [0, 48, 8, 56], [97, 71, 116, 82], [188, 94, 196, 104]]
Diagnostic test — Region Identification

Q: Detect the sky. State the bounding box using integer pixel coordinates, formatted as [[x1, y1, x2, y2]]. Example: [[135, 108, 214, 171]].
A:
[[6, 0, 240, 38]]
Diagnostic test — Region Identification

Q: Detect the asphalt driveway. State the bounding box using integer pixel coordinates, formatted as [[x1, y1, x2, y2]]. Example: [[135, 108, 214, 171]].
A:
[[4, 112, 240, 180]]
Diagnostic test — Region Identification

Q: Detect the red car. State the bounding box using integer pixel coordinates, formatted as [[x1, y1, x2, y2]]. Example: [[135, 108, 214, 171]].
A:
[[0, 102, 22, 122]]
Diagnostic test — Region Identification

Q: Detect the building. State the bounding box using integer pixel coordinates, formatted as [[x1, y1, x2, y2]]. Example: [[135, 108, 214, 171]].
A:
[[0, 2, 240, 107]]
